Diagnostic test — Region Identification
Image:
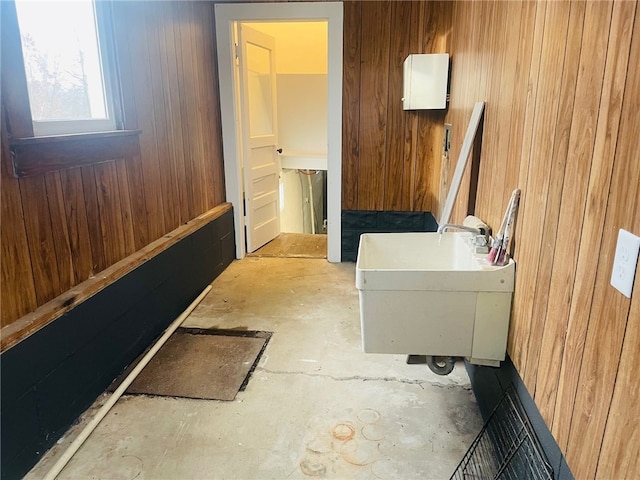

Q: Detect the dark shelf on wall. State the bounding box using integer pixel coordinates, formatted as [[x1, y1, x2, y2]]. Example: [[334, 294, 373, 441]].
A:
[[9, 130, 141, 177], [341, 210, 438, 262]]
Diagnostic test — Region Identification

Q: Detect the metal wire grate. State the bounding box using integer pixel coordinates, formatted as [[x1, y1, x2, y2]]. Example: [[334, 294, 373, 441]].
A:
[[451, 385, 554, 480]]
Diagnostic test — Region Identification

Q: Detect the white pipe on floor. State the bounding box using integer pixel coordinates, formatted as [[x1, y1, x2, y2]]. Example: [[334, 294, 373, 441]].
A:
[[42, 285, 213, 480]]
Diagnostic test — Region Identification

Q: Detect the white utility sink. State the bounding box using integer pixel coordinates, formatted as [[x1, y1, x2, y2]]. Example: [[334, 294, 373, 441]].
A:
[[356, 232, 515, 368]]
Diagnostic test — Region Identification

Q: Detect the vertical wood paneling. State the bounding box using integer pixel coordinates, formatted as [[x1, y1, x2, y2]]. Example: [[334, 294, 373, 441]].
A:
[[535, 0, 612, 424], [123, 152, 150, 251], [199, 2, 226, 208], [94, 161, 127, 267], [60, 168, 94, 282], [475, 1, 509, 223], [383, 1, 412, 211], [341, 1, 452, 213], [564, 6, 640, 476], [513, 1, 571, 388], [501, 1, 536, 235], [128, 4, 166, 241], [19, 177, 62, 305], [175, 2, 198, 220], [110, 5, 151, 251], [447, 0, 489, 225], [80, 165, 107, 273], [1, 106, 37, 326], [552, 0, 636, 451], [160, 1, 190, 225], [404, 1, 424, 211], [464, 1, 493, 220], [186, 3, 208, 217], [193, 3, 215, 214], [523, 0, 584, 392], [341, 0, 361, 210], [447, 1, 640, 477], [413, 110, 440, 212], [43, 172, 75, 292], [508, 0, 546, 366], [597, 289, 640, 478], [413, 1, 450, 214], [148, 4, 180, 232], [115, 159, 136, 257], [356, 1, 391, 211], [1, 1, 225, 327]]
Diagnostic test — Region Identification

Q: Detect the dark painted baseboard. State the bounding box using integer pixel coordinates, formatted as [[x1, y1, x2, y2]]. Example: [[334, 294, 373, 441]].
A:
[[341, 210, 438, 261], [465, 357, 574, 480], [0, 209, 235, 480]]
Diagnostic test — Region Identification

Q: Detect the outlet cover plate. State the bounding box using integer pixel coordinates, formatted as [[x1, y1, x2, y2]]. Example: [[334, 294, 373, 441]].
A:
[[610, 229, 640, 298]]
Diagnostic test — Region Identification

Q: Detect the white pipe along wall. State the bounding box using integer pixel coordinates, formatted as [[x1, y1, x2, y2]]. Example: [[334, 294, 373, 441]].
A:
[[42, 285, 213, 480]]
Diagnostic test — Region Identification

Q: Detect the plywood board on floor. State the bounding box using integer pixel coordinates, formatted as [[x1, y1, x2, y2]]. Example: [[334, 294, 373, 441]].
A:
[[125, 329, 269, 401], [249, 233, 327, 258]]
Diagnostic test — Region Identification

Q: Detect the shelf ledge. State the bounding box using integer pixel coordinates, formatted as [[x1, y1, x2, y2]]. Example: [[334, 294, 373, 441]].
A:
[[9, 129, 142, 177]]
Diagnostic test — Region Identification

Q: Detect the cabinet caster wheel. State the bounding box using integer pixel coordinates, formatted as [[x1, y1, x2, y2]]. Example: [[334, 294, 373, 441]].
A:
[[426, 356, 456, 375]]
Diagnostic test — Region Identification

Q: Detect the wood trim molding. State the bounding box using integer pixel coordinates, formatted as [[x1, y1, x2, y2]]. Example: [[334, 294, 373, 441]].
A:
[[0, 203, 233, 352], [1, 0, 35, 137], [9, 130, 141, 177]]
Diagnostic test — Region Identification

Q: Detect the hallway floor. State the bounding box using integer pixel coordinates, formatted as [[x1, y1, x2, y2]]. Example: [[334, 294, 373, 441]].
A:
[[249, 233, 327, 259], [26, 258, 483, 480]]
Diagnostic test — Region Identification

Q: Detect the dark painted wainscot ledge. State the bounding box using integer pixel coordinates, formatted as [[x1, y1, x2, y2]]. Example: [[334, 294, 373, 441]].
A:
[[341, 210, 438, 262], [465, 357, 575, 480]]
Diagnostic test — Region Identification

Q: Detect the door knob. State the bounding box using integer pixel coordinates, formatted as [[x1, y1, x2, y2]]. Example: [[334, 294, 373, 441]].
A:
[[276, 148, 282, 154]]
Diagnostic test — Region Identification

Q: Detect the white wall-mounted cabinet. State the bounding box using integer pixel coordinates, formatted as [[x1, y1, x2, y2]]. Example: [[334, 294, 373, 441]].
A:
[[402, 53, 449, 110]]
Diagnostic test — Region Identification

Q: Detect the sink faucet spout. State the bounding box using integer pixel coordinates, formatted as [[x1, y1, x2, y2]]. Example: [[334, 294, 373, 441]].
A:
[[437, 224, 482, 235], [438, 223, 489, 247]]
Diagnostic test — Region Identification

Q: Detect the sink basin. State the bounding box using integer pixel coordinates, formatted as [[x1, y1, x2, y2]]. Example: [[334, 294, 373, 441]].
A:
[[355, 232, 515, 366], [356, 232, 513, 292]]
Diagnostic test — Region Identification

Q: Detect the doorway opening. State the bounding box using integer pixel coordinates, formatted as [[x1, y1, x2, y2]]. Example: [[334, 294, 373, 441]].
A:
[[215, 2, 343, 262], [250, 21, 328, 244]]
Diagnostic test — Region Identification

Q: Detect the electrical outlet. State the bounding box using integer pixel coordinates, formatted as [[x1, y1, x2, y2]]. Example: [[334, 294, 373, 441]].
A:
[[610, 229, 640, 298]]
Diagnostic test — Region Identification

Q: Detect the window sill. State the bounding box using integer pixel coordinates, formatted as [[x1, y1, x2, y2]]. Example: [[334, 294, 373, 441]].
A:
[[9, 130, 141, 177]]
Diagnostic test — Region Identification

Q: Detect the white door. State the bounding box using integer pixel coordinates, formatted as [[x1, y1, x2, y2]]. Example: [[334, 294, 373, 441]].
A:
[[238, 25, 280, 252], [215, 3, 343, 261]]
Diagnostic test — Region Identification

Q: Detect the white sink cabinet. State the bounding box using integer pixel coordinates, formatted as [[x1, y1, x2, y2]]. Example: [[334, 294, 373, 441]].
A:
[[356, 232, 515, 370]]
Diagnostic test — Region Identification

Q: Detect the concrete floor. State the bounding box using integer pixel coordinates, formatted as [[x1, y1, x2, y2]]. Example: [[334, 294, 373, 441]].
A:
[[26, 258, 483, 480]]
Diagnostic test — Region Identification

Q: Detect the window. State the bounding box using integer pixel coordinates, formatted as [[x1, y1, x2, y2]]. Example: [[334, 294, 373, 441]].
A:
[[5, 0, 138, 178], [14, 0, 117, 135]]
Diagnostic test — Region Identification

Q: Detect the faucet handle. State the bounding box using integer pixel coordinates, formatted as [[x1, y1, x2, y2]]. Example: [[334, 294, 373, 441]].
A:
[[474, 234, 488, 247]]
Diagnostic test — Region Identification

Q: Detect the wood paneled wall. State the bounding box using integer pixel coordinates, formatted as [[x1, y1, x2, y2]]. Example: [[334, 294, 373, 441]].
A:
[[446, 1, 640, 478], [1, 1, 225, 327], [3, 0, 454, 330], [4, 6, 638, 476], [341, 0, 451, 212]]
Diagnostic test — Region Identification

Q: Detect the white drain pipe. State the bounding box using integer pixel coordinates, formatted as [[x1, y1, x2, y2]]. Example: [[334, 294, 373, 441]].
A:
[[43, 285, 213, 480]]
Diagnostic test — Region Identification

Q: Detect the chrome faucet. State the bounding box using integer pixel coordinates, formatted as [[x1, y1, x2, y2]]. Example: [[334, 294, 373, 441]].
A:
[[438, 223, 489, 247]]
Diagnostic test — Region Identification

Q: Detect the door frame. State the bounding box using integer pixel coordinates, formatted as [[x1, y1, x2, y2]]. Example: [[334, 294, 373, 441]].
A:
[[215, 2, 343, 262]]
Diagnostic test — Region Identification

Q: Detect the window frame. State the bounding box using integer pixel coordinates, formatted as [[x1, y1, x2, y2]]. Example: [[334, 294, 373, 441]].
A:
[[18, 0, 119, 136], [1, 0, 139, 178]]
